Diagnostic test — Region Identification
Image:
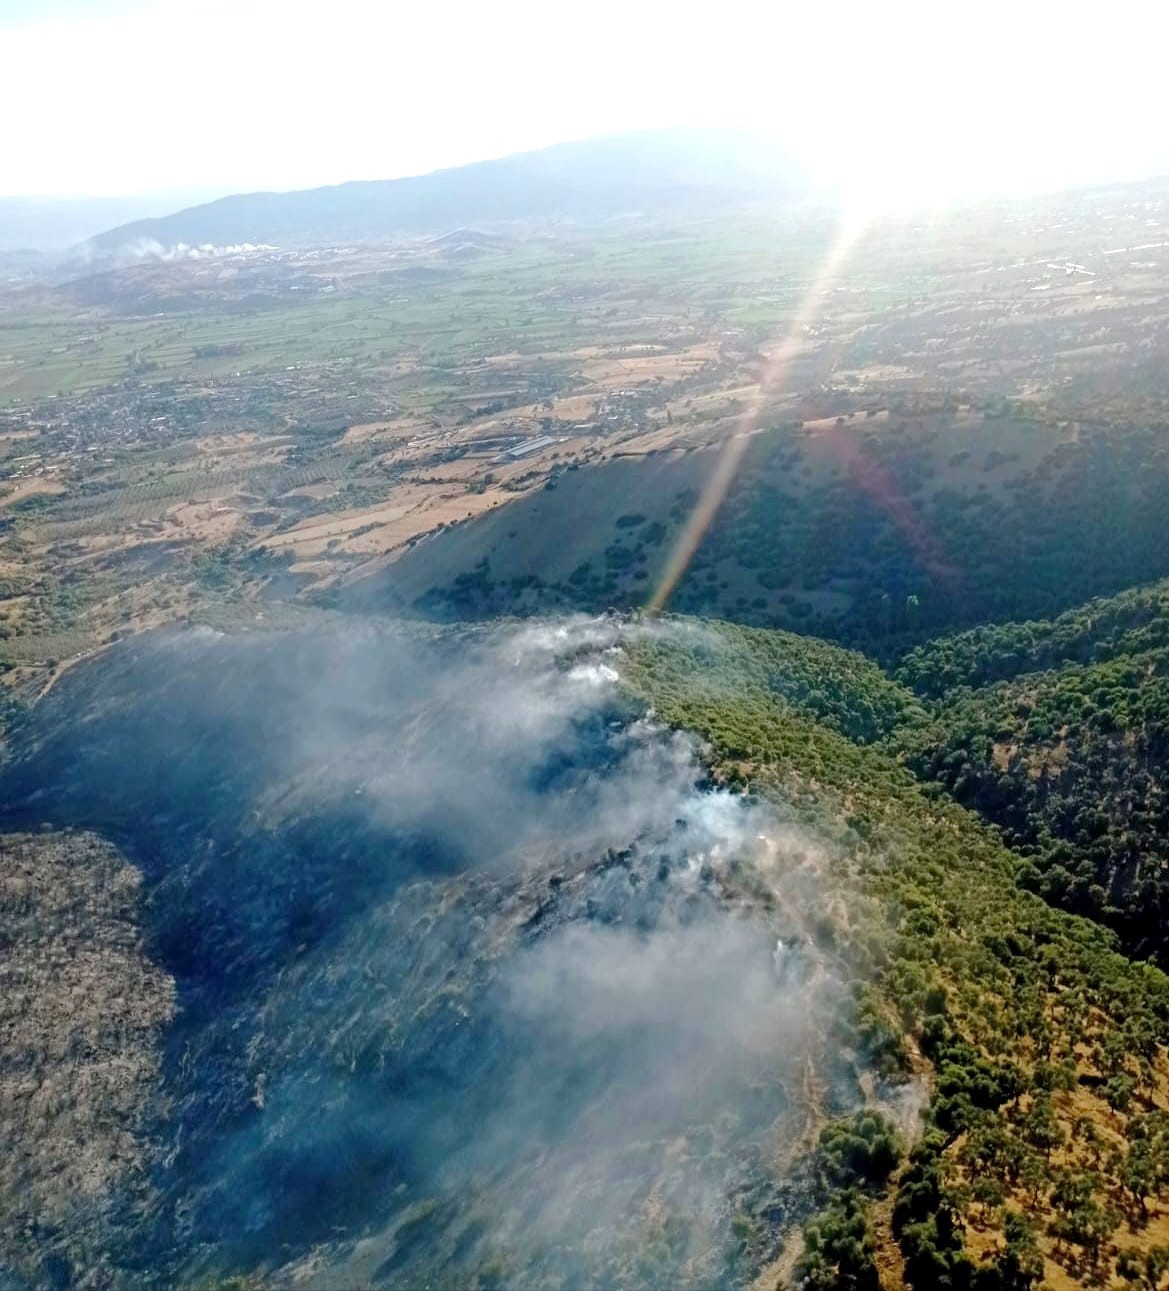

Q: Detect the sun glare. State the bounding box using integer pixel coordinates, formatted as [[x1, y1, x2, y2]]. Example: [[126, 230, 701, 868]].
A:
[[647, 209, 869, 614]]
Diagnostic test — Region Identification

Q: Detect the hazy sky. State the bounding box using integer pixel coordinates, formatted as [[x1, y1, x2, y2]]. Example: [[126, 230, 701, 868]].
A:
[[3, 0, 1167, 206]]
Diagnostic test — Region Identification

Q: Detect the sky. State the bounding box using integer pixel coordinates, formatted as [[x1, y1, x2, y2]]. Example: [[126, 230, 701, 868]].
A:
[[2, 0, 1168, 207]]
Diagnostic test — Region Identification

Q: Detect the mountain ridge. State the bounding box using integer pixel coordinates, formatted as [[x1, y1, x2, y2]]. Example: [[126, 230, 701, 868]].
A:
[[76, 128, 808, 259]]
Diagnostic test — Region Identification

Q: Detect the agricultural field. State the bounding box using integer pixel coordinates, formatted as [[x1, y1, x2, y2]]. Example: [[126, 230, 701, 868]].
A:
[[3, 177, 1169, 692]]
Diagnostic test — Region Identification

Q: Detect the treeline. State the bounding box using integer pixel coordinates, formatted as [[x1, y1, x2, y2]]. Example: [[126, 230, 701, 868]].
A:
[[634, 618, 925, 745], [897, 579, 1169, 698]]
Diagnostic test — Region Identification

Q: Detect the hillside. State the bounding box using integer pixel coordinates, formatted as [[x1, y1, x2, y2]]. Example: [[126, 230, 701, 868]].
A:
[[0, 617, 877, 1288], [896, 581, 1169, 698], [79, 129, 806, 258], [625, 619, 1169, 1291], [5, 613, 1169, 1288], [0, 832, 174, 1287], [895, 582, 1169, 966], [347, 404, 1169, 654], [0, 193, 223, 254]]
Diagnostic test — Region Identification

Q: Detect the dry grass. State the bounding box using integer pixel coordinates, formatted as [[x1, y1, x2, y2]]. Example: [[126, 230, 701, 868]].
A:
[[0, 832, 174, 1278], [952, 1025, 1169, 1288]]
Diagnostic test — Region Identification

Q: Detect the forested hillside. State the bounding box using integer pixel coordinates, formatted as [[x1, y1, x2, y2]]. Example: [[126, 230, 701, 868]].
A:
[[359, 402, 1169, 656], [627, 619, 1169, 1290], [634, 619, 926, 744], [7, 599, 1169, 1289], [896, 581, 1169, 698], [9, 100, 1169, 1291], [894, 583, 1169, 967]]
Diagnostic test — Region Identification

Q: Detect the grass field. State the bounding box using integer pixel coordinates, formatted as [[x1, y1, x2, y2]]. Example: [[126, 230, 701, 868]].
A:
[[0, 217, 839, 401]]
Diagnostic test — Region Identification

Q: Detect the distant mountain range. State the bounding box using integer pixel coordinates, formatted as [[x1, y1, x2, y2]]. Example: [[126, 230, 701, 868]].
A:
[[77, 130, 808, 260]]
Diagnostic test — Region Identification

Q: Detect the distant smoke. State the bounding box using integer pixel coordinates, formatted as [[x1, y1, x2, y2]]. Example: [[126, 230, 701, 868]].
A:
[[119, 239, 276, 263], [1, 615, 861, 1288], [65, 238, 279, 267]]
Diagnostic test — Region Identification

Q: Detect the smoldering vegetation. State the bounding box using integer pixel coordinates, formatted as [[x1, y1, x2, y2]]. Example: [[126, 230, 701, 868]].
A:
[[0, 615, 866, 1289]]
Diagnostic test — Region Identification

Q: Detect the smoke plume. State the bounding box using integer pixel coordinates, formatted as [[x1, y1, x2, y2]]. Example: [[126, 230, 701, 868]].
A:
[[0, 615, 859, 1288]]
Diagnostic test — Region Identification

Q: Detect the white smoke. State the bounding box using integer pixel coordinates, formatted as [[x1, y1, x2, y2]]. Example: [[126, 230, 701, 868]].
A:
[[115, 239, 277, 264], [13, 613, 862, 1288]]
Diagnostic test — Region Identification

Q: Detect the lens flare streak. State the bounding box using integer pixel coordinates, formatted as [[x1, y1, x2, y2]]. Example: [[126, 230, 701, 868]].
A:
[[647, 215, 867, 614]]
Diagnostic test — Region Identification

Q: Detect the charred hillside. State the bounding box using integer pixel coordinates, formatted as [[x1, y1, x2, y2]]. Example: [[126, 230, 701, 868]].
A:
[[7, 611, 1169, 1288], [0, 617, 868, 1289]]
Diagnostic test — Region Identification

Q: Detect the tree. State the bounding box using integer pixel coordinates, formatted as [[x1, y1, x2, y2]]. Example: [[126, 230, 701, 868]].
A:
[[1117, 1246, 1169, 1290], [1049, 1172, 1116, 1268], [818, 1112, 903, 1191], [1105, 1071, 1136, 1115], [796, 1192, 881, 1291], [1120, 1138, 1157, 1222], [1021, 1092, 1064, 1159], [976, 1212, 1043, 1291]]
